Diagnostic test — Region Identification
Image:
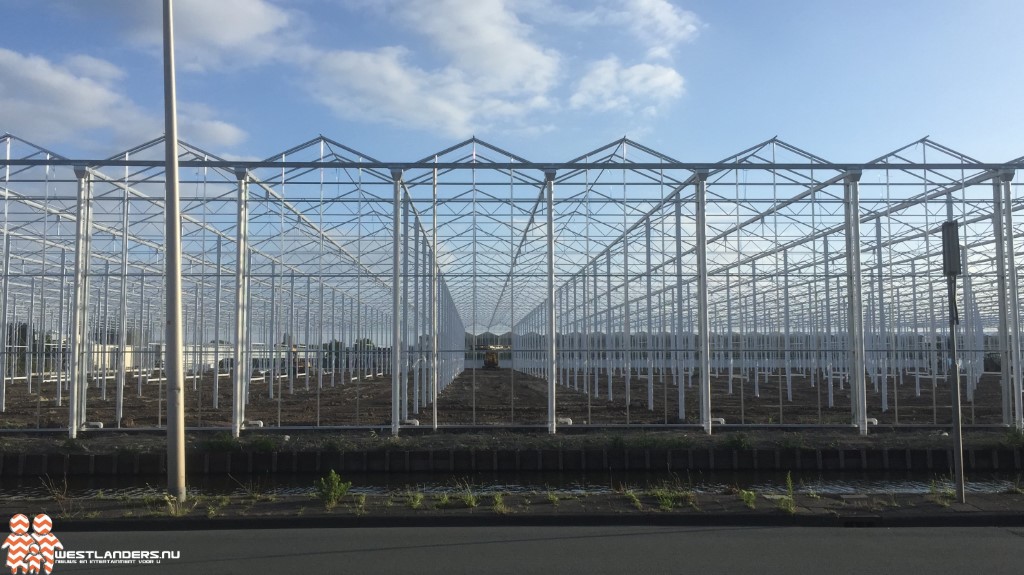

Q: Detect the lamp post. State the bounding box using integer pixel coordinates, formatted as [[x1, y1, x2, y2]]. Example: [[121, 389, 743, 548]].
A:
[[941, 220, 965, 503], [163, 0, 186, 503]]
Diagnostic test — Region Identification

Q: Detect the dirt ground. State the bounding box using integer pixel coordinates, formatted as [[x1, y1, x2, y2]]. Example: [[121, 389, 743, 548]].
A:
[[0, 365, 1007, 430], [5, 489, 1023, 527]]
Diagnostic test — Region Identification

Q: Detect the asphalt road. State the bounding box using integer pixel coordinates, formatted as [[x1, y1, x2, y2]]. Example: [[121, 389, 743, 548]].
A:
[[49, 525, 1024, 574]]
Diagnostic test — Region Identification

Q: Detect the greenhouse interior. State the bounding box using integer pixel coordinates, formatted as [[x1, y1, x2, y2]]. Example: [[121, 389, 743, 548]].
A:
[[0, 133, 1022, 437]]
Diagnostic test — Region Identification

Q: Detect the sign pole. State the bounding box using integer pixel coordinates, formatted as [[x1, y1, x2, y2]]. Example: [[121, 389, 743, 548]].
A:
[[941, 220, 965, 503]]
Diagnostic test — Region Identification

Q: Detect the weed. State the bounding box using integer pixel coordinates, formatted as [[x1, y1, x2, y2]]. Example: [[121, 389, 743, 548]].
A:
[[164, 495, 197, 517], [202, 432, 240, 452], [40, 475, 76, 518], [1002, 428, 1024, 448], [60, 438, 87, 453], [624, 490, 643, 510], [353, 494, 367, 515], [652, 489, 696, 511], [205, 495, 230, 518], [776, 435, 805, 450], [646, 480, 698, 511], [384, 495, 395, 509], [927, 476, 955, 507], [435, 493, 452, 509], [314, 470, 352, 510], [492, 493, 510, 515], [322, 437, 354, 452], [740, 489, 757, 510], [460, 488, 479, 509], [249, 436, 277, 453], [229, 474, 275, 502], [407, 491, 425, 509], [546, 491, 560, 506], [722, 432, 752, 450], [450, 479, 479, 508], [776, 471, 796, 515], [776, 497, 796, 514]]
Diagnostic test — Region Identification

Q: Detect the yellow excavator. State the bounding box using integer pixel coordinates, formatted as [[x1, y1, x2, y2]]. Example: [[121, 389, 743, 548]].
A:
[[483, 350, 499, 369]]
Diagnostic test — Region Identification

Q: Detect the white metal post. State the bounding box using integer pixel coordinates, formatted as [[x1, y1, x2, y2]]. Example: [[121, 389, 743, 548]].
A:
[[432, 166, 439, 430], [232, 170, 248, 437], [115, 181, 129, 426], [213, 236, 221, 409], [545, 170, 557, 434], [0, 234, 9, 413], [695, 170, 712, 434], [68, 167, 92, 438], [844, 171, 868, 435], [163, 0, 186, 502], [1000, 170, 1023, 429], [391, 169, 403, 436]]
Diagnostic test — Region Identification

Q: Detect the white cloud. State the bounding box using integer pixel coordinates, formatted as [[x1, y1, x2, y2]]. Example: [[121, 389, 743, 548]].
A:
[[94, 0, 311, 72], [570, 57, 684, 113], [178, 102, 248, 148], [38, 0, 702, 142], [309, 0, 560, 137], [610, 0, 702, 61], [0, 48, 246, 153], [310, 47, 476, 136], [396, 0, 560, 96], [63, 54, 126, 83], [0, 48, 155, 148]]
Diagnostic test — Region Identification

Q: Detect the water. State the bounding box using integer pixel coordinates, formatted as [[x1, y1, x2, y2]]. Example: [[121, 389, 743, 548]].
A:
[[1, 470, 1019, 501]]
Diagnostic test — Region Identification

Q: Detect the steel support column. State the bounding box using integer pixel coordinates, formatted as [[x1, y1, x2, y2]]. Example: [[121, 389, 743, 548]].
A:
[[545, 170, 557, 434], [999, 169, 1023, 429], [695, 170, 712, 434], [844, 171, 868, 435], [163, 0, 187, 502], [231, 169, 249, 438], [431, 166, 439, 430], [391, 169, 403, 436], [68, 167, 92, 438], [0, 234, 9, 413]]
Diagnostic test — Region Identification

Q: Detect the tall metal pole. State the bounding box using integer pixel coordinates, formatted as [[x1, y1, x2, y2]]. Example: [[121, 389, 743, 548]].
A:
[[231, 169, 248, 437], [695, 170, 712, 434], [941, 219, 965, 503], [162, 0, 186, 502], [391, 169, 403, 436], [0, 234, 9, 413], [992, 177, 1012, 423], [68, 168, 91, 438], [844, 171, 868, 436], [999, 170, 1023, 430], [545, 170, 557, 434], [431, 165, 439, 430]]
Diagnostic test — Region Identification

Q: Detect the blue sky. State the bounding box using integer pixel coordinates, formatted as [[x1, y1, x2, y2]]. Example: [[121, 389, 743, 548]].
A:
[[1, 0, 1022, 162]]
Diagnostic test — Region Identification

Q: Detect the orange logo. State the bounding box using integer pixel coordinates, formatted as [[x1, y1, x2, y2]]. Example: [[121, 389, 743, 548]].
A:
[[2, 515, 62, 575]]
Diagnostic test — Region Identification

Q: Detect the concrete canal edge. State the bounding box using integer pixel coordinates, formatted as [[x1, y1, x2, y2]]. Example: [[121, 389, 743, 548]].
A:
[[2, 447, 1021, 477]]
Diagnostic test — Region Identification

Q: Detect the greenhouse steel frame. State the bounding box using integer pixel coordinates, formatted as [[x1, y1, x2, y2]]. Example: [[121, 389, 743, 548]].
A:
[[1, 133, 1022, 437]]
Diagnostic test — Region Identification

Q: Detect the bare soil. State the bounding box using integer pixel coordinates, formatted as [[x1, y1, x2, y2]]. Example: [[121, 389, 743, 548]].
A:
[[0, 367, 1005, 430]]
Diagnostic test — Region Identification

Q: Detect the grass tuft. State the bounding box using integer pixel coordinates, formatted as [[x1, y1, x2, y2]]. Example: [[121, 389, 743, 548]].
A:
[[314, 470, 351, 510]]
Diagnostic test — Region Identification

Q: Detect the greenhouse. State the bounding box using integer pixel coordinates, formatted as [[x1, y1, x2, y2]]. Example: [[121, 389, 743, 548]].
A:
[[0, 133, 1022, 437]]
